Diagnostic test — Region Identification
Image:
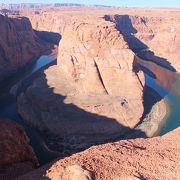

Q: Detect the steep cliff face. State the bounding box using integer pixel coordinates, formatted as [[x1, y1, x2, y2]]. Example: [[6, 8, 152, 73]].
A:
[[22, 11, 72, 35], [0, 119, 38, 179], [0, 15, 47, 81], [17, 15, 145, 152], [57, 17, 144, 96], [105, 15, 180, 71], [18, 128, 180, 180]]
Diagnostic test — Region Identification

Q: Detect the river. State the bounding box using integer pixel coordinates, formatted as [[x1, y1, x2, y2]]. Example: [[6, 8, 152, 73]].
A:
[[137, 57, 180, 136]]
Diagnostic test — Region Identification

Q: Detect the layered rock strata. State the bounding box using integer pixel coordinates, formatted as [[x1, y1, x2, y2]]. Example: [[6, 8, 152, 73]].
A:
[[23, 8, 180, 71]]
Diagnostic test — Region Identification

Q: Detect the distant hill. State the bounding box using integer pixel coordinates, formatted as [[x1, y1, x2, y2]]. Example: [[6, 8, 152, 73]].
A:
[[0, 3, 112, 11], [0, 3, 51, 10]]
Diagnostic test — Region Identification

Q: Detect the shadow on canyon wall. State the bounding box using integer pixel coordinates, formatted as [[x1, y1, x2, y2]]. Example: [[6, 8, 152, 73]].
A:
[[35, 30, 62, 45], [0, 27, 61, 95], [15, 68, 150, 158], [137, 50, 176, 72], [104, 14, 177, 125], [16, 70, 148, 179], [104, 14, 177, 72], [104, 14, 148, 52]]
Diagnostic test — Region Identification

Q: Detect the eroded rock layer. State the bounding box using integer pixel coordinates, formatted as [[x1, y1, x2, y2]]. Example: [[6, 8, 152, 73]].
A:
[[17, 15, 144, 152]]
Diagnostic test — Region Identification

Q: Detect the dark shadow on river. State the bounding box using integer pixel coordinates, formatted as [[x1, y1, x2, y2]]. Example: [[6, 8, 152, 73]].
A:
[[13, 69, 148, 165]]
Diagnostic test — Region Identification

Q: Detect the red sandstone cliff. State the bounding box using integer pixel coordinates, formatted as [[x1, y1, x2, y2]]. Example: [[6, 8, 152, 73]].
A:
[[9, 8, 180, 180], [0, 14, 48, 81], [23, 8, 180, 72]]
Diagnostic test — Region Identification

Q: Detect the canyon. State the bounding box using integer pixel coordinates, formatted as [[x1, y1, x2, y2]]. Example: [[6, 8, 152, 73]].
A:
[[0, 5, 179, 180], [24, 7, 180, 71]]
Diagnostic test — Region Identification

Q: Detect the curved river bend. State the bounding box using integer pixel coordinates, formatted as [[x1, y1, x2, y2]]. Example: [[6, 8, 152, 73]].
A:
[[0, 55, 179, 165], [138, 58, 180, 135], [145, 73, 180, 135], [0, 55, 59, 165]]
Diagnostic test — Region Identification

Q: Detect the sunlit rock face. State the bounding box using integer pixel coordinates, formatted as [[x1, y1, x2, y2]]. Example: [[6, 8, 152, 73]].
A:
[[0, 119, 38, 179], [24, 8, 180, 71], [17, 15, 145, 151], [0, 15, 47, 81], [56, 17, 144, 127]]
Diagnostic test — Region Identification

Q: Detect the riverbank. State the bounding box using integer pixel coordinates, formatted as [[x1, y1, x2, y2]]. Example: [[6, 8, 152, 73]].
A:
[[12, 70, 168, 157], [136, 98, 168, 137], [0, 46, 57, 96], [124, 85, 168, 139]]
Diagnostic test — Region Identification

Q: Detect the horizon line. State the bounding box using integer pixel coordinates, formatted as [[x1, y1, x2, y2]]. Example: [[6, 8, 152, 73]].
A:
[[0, 3, 180, 8]]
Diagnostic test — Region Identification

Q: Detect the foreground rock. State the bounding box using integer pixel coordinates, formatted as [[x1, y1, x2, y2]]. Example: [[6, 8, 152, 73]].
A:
[[0, 14, 48, 82], [16, 15, 145, 152], [0, 119, 38, 179], [18, 128, 180, 180]]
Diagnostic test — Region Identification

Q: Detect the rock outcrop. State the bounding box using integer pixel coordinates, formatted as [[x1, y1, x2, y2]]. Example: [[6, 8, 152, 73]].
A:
[[0, 14, 48, 82], [18, 128, 180, 180], [16, 15, 145, 152], [0, 119, 38, 179]]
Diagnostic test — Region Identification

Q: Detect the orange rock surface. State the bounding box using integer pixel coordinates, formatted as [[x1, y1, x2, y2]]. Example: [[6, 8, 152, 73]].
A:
[[18, 128, 180, 180], [1, 6, 179, 180]]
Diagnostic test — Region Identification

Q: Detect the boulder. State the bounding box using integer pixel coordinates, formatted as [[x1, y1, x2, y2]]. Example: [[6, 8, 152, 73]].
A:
[[0, 119, 38, 179]]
